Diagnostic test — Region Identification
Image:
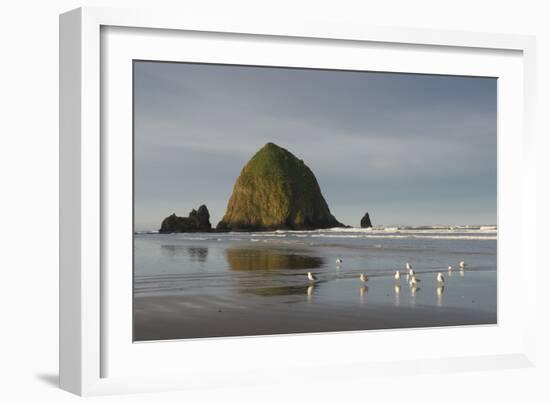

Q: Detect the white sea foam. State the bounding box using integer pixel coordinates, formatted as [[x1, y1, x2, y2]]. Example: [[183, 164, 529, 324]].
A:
[[309, 234, 495, 240], [245, 225, 497, 241]]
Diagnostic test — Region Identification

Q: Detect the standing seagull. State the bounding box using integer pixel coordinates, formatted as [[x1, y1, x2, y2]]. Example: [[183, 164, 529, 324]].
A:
[[437, 272, 445, 284], [448, 265, 453, 271], [394, 271, 401, 280], [360, 273, 369, 283], [406, 262, 412, 270], [336, 258, 343, 265], [459, 261, 466, 269], [307, 272, 318, 282]]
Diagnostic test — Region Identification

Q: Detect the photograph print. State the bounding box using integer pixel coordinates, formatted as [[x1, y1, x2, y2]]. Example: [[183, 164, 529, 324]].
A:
[[133, 61, 497, 341]]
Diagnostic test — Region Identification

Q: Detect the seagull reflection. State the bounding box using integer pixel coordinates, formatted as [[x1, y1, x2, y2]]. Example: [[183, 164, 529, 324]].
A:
[[436, 285, 445, 307], [459, 270, 465, 277], [307, 284, 314, 303], [394, 284, 401, 306], [410, 286, 420, 296], [359, 285, 368, 304]]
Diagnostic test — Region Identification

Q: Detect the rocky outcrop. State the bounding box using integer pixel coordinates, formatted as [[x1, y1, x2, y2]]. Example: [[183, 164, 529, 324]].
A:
[[159, 205, 212, 233], [360, 212, 372, 228], [217, 142, 345, 231]]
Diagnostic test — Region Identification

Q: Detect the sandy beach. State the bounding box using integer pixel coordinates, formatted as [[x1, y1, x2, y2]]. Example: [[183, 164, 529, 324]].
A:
[[133, 228, 497, 341], [134, 274, 496, 341]]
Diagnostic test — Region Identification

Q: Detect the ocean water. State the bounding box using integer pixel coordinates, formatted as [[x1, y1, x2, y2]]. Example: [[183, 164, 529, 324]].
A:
[[134, 226, 497, 340]]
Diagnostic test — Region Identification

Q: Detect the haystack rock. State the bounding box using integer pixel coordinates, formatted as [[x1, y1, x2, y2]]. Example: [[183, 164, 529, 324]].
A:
[[217, 143, 344, 231], [360, 212, 372, 228], [159, 205, 212, 233]]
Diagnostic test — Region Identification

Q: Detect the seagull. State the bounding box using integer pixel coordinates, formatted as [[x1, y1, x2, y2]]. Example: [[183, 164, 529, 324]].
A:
[[336, 258, 343, 265], [394, 271, 401, 280], [408, 268, 415, 276], [307, 272, 318, 282], [459, 261, 466, 269], [448, 265, 453, 271], [406, 262, 412, 270], [409, 275, 420, 286], [360, 273, 369, 283], [437, 272, 445, 284]]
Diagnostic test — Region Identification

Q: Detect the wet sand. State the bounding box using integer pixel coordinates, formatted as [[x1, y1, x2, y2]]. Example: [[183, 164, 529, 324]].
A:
[[134, 273, 496, 341], [134, 295, 495, 341], [134, 230, 497, 341]]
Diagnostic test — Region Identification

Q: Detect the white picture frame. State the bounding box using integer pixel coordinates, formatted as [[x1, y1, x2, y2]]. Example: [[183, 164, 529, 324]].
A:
[[59, 6, 537, 396]]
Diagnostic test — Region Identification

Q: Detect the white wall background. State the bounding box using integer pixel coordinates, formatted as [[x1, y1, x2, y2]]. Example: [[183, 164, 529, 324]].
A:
[[0, 0, 548, 401]]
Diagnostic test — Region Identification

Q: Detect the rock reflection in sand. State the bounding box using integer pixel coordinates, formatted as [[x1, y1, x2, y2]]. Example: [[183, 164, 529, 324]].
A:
[[227, 247, 325, 298], [243, 284, 313, 297], [225, 247, 324, 271], [161, 244, 209, 262]]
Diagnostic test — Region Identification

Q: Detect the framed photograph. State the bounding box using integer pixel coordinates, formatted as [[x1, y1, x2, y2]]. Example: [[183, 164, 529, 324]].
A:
[[60, 7, 537, 396]]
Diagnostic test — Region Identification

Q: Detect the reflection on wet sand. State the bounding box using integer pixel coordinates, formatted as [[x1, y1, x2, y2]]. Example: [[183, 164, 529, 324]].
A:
[[307, 285, 314, 303], [188, 247, 208, 262], [161, 245, 209, 262], [225, 247, 324, 271], [243, 284, 313, 297], [436, 285, 445, 307], [227, 247, 326, 298], [359, 285, 368, 304], [394, 284, 401, 306]]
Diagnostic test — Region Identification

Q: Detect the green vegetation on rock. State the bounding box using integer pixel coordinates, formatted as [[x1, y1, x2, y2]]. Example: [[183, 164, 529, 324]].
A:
[[217, 143, 344, 231]]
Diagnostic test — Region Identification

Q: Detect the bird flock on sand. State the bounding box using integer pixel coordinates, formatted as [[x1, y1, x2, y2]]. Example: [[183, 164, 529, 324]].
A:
[[306, 259, 467, 295]]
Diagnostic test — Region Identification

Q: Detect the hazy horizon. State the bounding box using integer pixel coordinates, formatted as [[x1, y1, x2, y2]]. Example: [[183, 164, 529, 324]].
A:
[[134, 61, 497, 231]]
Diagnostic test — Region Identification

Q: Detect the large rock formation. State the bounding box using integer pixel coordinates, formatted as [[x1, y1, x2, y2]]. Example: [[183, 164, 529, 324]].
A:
[[217, 143, 344, 231], [159, 205, 212, 233], [360, 212, 372, 228]]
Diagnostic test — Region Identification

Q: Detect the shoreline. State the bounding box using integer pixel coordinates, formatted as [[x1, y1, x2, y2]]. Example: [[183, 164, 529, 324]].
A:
[[136, 224, 498, 235]]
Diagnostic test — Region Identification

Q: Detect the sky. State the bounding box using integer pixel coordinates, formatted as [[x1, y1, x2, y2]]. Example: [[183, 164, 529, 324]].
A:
[[133, 61, 497, 231]]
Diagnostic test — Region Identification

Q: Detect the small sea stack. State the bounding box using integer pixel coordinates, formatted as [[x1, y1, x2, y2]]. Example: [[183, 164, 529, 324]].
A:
[[159, 205, 212, 233], [360, 212, 372, 228]]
